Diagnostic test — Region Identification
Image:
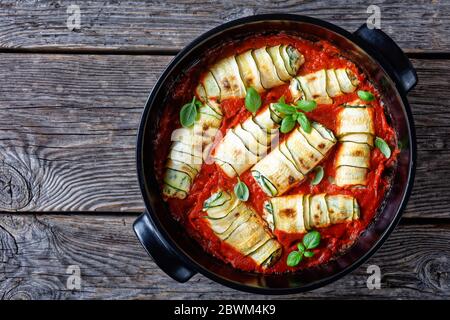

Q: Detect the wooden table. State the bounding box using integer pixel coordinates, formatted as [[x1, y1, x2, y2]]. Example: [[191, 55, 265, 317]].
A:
[[0, 1, 449, 300]]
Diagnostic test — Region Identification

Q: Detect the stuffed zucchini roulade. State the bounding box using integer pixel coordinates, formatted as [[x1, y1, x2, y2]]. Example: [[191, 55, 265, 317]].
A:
[[163, 104, 223, 199], [196, 44, 304, 104], [251, 122, 336, 197], [289, 68, 359, 104], [203, 190, 282, 268], [335, 99, 375, 187], [213, 103, 284, 177], [263, 194, 360, 233], [164, 45, 304, 199]]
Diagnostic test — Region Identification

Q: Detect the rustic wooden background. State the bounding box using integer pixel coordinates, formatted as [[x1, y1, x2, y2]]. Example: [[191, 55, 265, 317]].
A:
[[0, 0, 449, 300]]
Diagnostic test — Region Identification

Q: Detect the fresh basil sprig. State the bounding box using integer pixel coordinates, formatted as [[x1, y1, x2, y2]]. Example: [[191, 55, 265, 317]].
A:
[[180, 96, 202, 127], [234, 178, 249, 201], [375, 137, 391, 158], [272, 101, 296, 115], [245, 87, 262, 113], [357, 90, 375, 101], [273, 97, 314, 134], [286, 230, 321, 267], [302, 230, 321, 249]]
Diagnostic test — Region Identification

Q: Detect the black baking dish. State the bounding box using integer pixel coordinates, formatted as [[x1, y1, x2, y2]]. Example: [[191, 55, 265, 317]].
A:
[[133, 14, 417, 294]]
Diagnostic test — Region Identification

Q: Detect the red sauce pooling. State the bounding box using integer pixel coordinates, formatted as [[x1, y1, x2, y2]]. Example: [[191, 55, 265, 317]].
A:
[[153, 34, 398, 273]]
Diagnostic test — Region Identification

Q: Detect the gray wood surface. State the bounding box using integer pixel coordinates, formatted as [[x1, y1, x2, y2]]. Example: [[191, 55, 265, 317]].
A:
[[0, 55, 448, 217], [0, 0, 448, 53], [0, 54, 170, 212], [0, 214, 449, 299]]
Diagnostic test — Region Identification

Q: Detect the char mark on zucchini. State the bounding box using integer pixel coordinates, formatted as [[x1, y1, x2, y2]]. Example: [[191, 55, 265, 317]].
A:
[[263, 194, 360, 233], [203, 190, 282, 268], [213, 104, 282, 178], [289, 68, 359, 105], [251, 122, 336, 196], [335, 99, 375, 187]]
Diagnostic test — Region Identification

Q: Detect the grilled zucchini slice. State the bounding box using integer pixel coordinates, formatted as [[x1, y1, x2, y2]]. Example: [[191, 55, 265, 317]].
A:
[[214, 129, 260, 177], [163, 168, 192, 193], [326, 69, 343, 97], [235, 50, 265, 93], [335, 68, 359, 93], [210, 55, 246, 100], [252, 47, 285, 89], [262, 194, 360, 233], [280, 45, 304, 76], [266, 45, 292, 81], [335, 166, 369, 187], [298, 69, 333, 105]]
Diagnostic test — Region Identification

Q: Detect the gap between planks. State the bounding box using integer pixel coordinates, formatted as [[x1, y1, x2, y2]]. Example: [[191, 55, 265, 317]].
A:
[[1, 47, 450, 60]]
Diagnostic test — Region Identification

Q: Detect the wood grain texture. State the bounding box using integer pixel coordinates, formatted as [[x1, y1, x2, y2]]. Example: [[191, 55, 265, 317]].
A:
[[0, 54, 172, 212], [0, 54, 449, 216], [0, 213, 449, 299], [0, 0, 448, 53]]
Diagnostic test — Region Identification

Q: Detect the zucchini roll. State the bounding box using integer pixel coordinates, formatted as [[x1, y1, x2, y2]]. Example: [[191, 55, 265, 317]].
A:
[[203, 190, 282, 268], [335, 99, 375, 187], [163, 104, 223, 199], [210, 56, 247, 100], [197, 45, 304, 103], [289, 68, 359, 104], [213, 104, 283, 177], [263, 194, 360, 233], [252, 122, 336, 196]]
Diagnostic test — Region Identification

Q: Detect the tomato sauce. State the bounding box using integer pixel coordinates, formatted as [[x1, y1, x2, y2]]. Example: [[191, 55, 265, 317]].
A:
[[153, 34, 398, 273]]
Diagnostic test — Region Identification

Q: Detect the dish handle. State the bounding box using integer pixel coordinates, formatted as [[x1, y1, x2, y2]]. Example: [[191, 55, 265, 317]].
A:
[[133, 210, 196, 283], [354, 24, 418, 93]]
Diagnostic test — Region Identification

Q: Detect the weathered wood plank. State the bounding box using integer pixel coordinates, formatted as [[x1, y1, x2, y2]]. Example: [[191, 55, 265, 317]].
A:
[[0, 54, 172, 212], [0, 214, 449, 299], [0, 0, 448, 53], [0, 54, 449, 217]]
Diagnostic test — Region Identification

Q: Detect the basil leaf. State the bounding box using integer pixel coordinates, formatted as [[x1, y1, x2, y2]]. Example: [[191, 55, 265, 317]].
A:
[[296, 100, 317, 112], [375, 137, 391, 158], [297, 242, 305, 253], [280, 115, 296, 133], [234, 180, 249, 201], [304, 251, 315, 258], [180, 97, 198, 127], [273, 102, 296, 115], [278, 96, 286, 104], [357, 90, 375, 101], [245, 87, 262, 113], [311, 166, 324, 186], [286, 251, 303, 267], [302, 230, 321, 249], [297, 112, 311, 133]]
